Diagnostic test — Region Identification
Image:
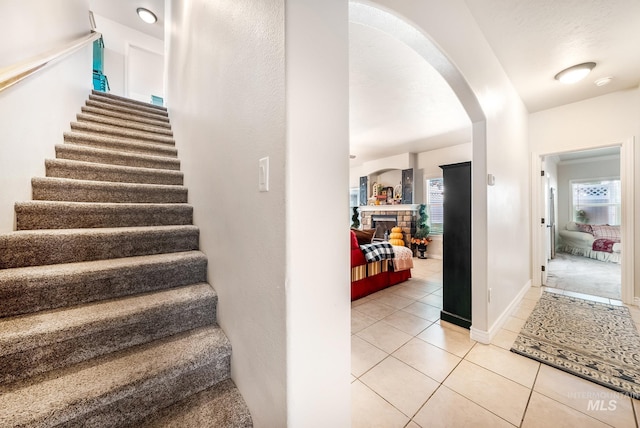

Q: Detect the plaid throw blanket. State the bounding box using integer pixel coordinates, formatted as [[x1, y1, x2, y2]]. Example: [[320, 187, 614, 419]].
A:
[[360, 242, 395, 262]]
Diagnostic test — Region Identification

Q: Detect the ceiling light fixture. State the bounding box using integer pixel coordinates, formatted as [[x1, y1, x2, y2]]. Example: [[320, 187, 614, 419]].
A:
[[554, 62, 596, 84], [136, 7, 157, 24]]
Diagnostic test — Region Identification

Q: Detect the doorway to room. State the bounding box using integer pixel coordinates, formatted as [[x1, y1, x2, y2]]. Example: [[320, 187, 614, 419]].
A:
[[539, 146, 625, 302]]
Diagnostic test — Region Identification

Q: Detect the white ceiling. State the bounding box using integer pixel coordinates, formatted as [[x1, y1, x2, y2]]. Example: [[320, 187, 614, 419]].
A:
[[89, 0, 165, 40], [92, 1, 640, 165]]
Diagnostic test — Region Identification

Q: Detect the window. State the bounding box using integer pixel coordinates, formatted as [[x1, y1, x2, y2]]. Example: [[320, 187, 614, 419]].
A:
[[426, 178, 444, 234], [571, 179, 621, 225]]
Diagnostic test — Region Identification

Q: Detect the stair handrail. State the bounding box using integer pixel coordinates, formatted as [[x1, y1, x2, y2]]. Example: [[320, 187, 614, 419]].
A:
[[0, 31, 102, 93]]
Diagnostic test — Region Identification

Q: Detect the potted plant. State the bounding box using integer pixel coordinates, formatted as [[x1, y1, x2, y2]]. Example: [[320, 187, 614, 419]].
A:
[[351, 207, 360, 229], [410, 204, 431, 258]]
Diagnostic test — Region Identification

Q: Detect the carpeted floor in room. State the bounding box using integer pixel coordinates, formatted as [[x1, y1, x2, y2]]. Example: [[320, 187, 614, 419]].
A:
[[545, 251, 621, 300]]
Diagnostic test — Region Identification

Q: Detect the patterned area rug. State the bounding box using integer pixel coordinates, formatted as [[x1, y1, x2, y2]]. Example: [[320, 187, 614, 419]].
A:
[[511, 292, 640, 399]]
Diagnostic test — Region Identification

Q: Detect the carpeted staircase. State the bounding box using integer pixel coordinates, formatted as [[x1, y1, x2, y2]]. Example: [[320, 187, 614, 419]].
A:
[[0, 91, 252, 427]]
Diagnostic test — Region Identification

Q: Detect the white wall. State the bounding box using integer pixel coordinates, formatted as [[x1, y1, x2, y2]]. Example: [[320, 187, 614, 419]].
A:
[[286, 1, 350, 425], [530, 87, 640, 298], [166, 0, 350, 426], [368, 0, 531, 338], [91, 14, 163, 101], [0, 0, 92, 233]]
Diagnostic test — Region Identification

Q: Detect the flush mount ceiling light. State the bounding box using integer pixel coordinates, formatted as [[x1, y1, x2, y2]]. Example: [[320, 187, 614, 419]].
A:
[[136, 7, 157, 24], [554, 62, 596, 84]]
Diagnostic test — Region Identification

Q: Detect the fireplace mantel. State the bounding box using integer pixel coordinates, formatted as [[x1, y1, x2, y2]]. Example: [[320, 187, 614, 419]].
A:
[[359, 204, 419, 212]]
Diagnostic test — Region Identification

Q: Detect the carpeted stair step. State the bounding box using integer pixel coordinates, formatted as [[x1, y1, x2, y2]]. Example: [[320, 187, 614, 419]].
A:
[[70, 121, 176, 145], [89, 93, 169, 117], [32, 177, 188, 203], [91, 90, 168, 113], [15, 201, 193, 230], [64, 132, 177, 158], [0, 225, 199, 268], [0, 283, 217, 385], [0, 325, 232, 427], [77, 112, 174, 137], [0, 251, 208, 318], [45, 158, 183, 185], [81, 105, 172, 129], [55, 144, 181, 171], [140, 378, 253, 428], [86, 99, 170, 123]]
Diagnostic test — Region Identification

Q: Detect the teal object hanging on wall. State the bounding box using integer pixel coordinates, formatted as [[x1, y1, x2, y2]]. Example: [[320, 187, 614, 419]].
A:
[[92, 36, 110, 92]]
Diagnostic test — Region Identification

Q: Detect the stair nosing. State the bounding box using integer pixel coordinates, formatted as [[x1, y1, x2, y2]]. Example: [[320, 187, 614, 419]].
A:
[[54, 144, 181, 170], [70, 122, 176, 145], [0, 325, 230, 427], [81, 106, 171, 129], [0, 283, 216, 357]]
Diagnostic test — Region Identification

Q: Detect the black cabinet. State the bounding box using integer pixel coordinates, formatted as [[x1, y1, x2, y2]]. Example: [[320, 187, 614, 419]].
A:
[[440, 162, 471, 329]]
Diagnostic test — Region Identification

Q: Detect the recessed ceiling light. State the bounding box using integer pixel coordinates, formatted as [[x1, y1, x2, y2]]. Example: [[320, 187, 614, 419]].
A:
[[594, 76, 614, 87], [137, 7, 157, 24], [554, 62, 596, 84]]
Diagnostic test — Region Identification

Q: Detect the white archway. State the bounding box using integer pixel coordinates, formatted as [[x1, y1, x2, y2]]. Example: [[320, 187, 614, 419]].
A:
[[349, 1, 490, 337]]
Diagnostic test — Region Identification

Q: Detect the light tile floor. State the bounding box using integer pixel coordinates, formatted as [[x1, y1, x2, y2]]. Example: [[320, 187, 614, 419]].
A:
[[351, 257, 640, 427]]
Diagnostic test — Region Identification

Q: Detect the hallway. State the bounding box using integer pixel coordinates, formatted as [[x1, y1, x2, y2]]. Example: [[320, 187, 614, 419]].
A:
[[351, 258, 640, 427]]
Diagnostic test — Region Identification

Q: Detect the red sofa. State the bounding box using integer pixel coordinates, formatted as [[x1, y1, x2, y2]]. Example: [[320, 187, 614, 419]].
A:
[[350, 230, 411, 300]]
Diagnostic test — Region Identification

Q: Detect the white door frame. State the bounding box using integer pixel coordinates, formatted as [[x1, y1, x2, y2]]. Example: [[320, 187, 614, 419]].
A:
[[530, 138, 635, 304]]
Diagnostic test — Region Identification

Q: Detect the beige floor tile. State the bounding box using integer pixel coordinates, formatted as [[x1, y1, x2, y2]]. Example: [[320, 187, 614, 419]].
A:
[[382, 310, 433, 336], [417, 323, 476, 357], [523, 286, 543, 301], [351, 335, 388, 377], [419, 293, 443, 308], [356, 321, 413, 353], [392, 337, 461, 383], [517, 297, 539, 310], [353, 300, 398, 321], [412, 386, 515, 428], [522, 392, 610, 428], [432, 288, 443, 296], [352, 294, 375, 307], [465, 343, 540, 388], [388, 284, 430, 300], [402, 301, 441, 322], [443, 360, 530, 426], [372, 292, 415, 310], [543, 286, 564, 295], [510, 304, 534, 320], [491, 328, 519, 351], [502, 315, 526, 333], [534, 364, 636, 427], [352, 380, 410, 428], [361, 356, 439, 417], [405, 422, 421, 428], [351, 310, 378, 334]]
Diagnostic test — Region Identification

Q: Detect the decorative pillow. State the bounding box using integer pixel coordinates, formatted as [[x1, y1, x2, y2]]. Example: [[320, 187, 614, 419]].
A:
[[576, 223, 593, 234], [351, 228, 376, 245], [591, 225, 621, 242], [566, 221, 578, 231], [350, 230, 360, 249]]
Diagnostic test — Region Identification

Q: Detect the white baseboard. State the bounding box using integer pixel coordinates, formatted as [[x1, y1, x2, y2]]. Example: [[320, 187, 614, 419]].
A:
[[470, 279, 532, 344], [634, 297, 640, 308]]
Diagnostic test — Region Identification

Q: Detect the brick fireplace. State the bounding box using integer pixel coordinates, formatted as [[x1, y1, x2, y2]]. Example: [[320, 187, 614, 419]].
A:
[[359, 205, 419, 247]]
